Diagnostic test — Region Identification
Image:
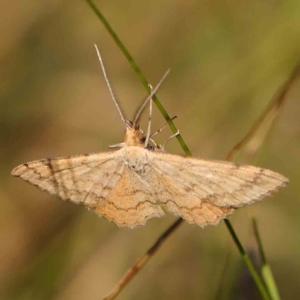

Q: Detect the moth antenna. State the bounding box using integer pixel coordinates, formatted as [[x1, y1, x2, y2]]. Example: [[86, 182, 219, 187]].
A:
[[132, 69, 170, 129], [144, 84, 153, 147], [94, 44, 126, 128]]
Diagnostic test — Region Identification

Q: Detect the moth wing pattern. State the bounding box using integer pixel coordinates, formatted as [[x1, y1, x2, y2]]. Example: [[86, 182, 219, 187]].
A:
[[147, 151, 289, 226], [11, 151, 124, 208], [11, 148, 165, 228]]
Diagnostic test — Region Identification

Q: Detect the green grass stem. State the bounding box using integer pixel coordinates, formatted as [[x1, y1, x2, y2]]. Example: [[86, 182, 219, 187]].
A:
[[86, 1, 276, 299]]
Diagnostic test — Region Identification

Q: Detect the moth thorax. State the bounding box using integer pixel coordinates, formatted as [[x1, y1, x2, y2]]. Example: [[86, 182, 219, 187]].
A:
[[124, 128, 144, 147]]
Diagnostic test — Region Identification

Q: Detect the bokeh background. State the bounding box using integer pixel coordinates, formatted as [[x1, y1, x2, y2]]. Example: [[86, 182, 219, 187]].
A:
[[1, 1, 300, 299]]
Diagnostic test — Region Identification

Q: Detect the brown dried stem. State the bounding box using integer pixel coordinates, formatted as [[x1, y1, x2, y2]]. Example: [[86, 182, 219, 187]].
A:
[[103, 218, 183, 300], [226, 63, 300, 162]]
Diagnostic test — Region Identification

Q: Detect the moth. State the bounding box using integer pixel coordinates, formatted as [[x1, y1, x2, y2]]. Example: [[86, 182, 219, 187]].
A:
[[11, 46, 289, 228]]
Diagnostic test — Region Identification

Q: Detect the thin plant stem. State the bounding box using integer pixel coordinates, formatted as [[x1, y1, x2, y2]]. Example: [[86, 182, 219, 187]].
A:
[[226, 63, 300, 162], [103, 219, 183, 300], [85, 2, 279, 299], [86, 0, 191, 156], [253, 218, 267, 265], [253, 218, 281, 300], [224, 220, 271, 300]]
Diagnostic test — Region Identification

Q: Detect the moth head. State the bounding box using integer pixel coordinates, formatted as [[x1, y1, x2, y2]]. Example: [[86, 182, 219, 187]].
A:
[[124, 122, 144, 147], [109, 120, 155, 149]]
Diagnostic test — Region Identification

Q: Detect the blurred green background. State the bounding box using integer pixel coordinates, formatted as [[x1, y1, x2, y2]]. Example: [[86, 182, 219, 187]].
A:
[[1, 1, 300, 299]]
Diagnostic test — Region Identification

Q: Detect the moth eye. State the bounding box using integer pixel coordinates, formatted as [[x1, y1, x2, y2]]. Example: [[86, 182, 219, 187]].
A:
[[146, 144, 154, 150]]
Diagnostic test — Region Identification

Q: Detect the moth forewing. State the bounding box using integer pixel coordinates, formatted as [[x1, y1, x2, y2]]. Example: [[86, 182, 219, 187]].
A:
[[147, 151, 289, 208]]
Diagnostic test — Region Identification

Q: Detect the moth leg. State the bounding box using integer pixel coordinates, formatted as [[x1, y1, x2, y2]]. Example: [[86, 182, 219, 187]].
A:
[[160, 130, 180, 150], [150, 116, 177, 139]]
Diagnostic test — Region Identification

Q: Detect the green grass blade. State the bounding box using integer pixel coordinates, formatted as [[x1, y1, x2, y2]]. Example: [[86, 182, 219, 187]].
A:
[[262, 265, 281, 300], [253, 218, 281, 300], [253, 218, 267, 265], [86, 1, 272, 299], [224, 220, 271, 300], [85, 0, 191, 156]]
